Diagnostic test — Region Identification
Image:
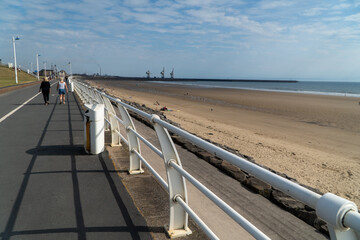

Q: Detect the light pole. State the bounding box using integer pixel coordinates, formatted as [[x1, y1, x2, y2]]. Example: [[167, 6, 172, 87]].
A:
[[68, 62, 72, 75], [97, 64, 101, 76], [36, 54, 40, 80], [43, 61, 47, 78], [12, 36, 20, 84]]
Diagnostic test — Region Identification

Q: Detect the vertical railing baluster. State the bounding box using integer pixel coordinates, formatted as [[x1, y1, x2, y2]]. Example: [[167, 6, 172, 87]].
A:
[[117, 101, 143, 174], [151, 114, 192, 238], [103, 97, 121, 146]]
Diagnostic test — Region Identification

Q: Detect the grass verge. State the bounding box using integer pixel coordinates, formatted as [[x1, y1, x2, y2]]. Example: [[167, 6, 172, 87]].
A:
[[0, 65, 38, 88]]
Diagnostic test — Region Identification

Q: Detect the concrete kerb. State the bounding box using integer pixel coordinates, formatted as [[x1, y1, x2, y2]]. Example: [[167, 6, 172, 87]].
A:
[[0, 81, 41, 94]]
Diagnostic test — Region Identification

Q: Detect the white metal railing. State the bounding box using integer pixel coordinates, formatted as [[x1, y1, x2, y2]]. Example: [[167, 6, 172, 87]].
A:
[[70, 77, 360, 240]]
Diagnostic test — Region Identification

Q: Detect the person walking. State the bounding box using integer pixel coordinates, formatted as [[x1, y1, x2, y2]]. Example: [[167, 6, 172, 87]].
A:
[[39, 77, 51, 105], [57, 77, 68, 104]]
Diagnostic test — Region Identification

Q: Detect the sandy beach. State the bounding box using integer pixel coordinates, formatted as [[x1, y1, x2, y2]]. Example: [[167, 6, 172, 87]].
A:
[[87, 79, 360, 206]]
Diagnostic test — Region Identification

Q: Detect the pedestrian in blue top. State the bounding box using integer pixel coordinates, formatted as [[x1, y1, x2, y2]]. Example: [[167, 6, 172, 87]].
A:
[[57, 77, 68, 104]]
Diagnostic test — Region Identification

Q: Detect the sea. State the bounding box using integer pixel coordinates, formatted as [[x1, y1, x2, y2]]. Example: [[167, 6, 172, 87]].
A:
[[154, 80, 360, 98]]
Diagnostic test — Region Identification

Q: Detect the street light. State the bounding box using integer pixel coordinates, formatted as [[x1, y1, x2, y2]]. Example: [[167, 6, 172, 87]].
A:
[[97, 63, 101, 76], [12, 36, 20, 84], [43, 61, 47, 78], [68, 62, 72, 75], [36, 54, 40, 80]]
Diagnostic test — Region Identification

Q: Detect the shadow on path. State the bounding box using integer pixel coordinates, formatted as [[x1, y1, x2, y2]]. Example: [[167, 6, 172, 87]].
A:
[[1, 94, 157, 240]]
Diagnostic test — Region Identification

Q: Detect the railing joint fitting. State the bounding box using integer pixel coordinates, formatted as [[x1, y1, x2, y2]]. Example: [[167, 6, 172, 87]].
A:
[[173, 194, 183, 203], [167, 159, 176, 167], [151, 114, 160, 124]]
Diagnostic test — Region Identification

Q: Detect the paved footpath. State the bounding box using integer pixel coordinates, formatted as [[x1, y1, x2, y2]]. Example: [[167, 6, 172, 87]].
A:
[[0, 82, 152, 240]]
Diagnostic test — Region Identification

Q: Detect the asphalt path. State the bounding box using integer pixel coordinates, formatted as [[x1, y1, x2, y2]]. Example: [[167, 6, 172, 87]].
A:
[[0, 83, 44, 122], [0, 83, 152, 240]]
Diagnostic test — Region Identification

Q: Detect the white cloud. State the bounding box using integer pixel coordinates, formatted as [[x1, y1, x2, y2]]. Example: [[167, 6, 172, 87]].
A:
[[302, 7, 328, 17], [355, 0, 360, 7], [258, 0, 294, 10], [1, 0, 360, 80], [0, 11, 20, 22], [331, 3, 351, 10], [186, 8, 224, 24], [123, 0, 151, 7], [176, 0, 216, 7], [345, 13, 360, 22]]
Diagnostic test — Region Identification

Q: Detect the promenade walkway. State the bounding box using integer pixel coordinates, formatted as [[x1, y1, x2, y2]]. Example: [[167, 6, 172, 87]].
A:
[[0, 80, 330, 240], [0, 82, 152, 240]]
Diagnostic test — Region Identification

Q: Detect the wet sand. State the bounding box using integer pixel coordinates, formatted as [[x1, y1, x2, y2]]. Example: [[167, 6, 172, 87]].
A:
[[87, 79, 360, 206]]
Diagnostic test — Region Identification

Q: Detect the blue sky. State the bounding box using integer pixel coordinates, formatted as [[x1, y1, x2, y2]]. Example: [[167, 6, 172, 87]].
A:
[[1, 0, 360, 81]]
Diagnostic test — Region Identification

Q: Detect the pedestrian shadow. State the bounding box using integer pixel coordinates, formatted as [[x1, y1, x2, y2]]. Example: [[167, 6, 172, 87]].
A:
[[26, 145, 86, 156]]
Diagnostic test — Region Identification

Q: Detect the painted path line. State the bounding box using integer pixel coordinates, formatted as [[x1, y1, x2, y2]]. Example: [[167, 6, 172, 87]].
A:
[[0, 82, 57, 124]]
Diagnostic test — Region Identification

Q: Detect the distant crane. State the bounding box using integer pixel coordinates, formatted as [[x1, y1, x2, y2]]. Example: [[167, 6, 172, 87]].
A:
[[170, 68, 174, 79], [160, 67, 165, 78], [146, 70, 151, 78]]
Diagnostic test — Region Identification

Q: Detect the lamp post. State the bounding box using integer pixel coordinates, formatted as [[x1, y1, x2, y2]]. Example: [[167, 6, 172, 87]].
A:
[[97, 64, 101, 76], [68, 62, 72, 75], [36, 54, 40, 80], [43, 61, 47, 78], [12, 36, 20, 84]]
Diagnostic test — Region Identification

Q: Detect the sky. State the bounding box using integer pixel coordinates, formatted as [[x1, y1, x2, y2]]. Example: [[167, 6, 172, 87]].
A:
[[1, 0, 360, 81]]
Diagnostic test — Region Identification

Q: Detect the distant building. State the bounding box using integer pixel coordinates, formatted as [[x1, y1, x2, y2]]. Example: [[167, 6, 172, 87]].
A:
[[39, 69, 54, 76], [8, 63, 13, 68]]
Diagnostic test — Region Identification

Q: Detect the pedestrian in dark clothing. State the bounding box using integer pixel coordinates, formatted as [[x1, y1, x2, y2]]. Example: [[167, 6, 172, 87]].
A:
[[39, 77, 51, 105]]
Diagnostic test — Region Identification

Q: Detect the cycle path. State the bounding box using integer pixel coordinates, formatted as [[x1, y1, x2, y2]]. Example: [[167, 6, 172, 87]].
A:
[[0, 83, 153, 240]]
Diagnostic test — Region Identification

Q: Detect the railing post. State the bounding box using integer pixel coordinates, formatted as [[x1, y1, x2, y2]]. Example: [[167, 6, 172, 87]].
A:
[[316, 193, 359, 240], [94, 91, 103, 104], [83, 86, 92, 104], [88, 87, 98, 103], [103, 97, 121, 146], [73, 83, 85, 103], [117, 102, 143, 174], [151, 114, 192, 238]]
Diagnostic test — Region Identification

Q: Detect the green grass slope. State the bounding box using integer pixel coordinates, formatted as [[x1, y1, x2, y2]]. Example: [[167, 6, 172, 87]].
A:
[[0, 65, 38, 87]]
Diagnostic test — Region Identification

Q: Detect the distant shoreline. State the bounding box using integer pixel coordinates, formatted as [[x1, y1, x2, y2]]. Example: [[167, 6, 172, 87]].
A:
[[76, 75, 298, 83], [77, 75, 360, 97]]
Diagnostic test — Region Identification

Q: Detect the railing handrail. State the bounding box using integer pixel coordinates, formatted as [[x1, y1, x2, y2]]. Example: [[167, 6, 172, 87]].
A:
[[72, 79, 268, 239], [74, 79, 320, 206], [71, 77, 360, 240]]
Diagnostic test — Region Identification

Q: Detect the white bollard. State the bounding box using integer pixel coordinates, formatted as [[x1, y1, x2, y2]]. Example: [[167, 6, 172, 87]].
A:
[[84, 104, 105, 154]]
